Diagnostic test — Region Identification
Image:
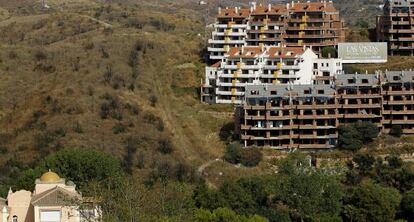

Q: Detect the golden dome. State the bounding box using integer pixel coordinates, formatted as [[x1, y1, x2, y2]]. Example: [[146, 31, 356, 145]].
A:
[[40, 170, 61, 182]]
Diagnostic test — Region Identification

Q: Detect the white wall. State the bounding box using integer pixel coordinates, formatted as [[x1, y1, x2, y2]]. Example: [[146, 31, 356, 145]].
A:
[[295, 48, 318, 84]]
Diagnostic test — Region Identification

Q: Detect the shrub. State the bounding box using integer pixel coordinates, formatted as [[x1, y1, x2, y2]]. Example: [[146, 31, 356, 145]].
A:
[[224, 143, 262, 167], [223, 143, 241, 164], [34, 50, 47, 61], [390, 125, 402, 138], [100, 102, 110, 119], [73, 122, 84, 133], [103, 64, 113, 84], [321, 46, 337, 58], [158, 136, 174, 154], [355, 18, 369, 28], [0, 146, 8, 154], [401, 188, 414, 220], [150, 95, 158, 107], [239, 148, 263, 167], [113, 123, 127, 134]]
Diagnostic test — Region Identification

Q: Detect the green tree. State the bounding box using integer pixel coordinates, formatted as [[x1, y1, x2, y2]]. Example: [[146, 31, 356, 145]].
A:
[[355, 18, 369, 29], [223, 143, 241, 164], [401, 188, 414, 221], [275, 154, 344, 221], [390, 125, 403, 138], [16, 149, 123, 193], [321, 46, 337, 58], [194, 208, 269, 222], [353, 153, 376, 176], [354, 121, 379, 144], [338, 125, 363, 151], [343, 182, 401, 222]]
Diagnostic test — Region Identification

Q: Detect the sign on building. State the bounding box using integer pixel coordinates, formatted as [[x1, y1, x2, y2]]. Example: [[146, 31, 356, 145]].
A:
[[338, 43, 388, 64]]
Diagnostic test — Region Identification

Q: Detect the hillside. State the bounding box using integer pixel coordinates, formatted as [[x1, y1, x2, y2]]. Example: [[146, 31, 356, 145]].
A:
[[0, 0, 249, 193]]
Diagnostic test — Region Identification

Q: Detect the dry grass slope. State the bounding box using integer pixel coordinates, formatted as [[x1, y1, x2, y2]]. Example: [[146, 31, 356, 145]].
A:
[[0, 0, 237, 184]]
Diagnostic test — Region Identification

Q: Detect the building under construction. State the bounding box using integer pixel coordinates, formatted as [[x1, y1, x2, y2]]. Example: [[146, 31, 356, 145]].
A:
[[377, 0, 414, 56], [207, 0, 346, 61], [237, 70, 414, 149]]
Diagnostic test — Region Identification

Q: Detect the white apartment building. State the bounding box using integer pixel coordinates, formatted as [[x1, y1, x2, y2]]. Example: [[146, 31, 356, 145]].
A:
[[208, 7, 249, 61], [202, 46, 343, 104]]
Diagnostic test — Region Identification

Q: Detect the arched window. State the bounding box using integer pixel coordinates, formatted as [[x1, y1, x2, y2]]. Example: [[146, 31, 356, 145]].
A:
[[12, 216, 18, 222]]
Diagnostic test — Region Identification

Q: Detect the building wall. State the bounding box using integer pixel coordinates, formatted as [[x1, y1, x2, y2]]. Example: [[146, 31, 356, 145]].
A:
[[239, 71, 414, 149], [208, 2, 346, 62], [294, 49, 319, 84], [202, 47, 343, 104], [7, 190, 33, 222], [377, 0, 414, 56], [34, 206, 80, 222]]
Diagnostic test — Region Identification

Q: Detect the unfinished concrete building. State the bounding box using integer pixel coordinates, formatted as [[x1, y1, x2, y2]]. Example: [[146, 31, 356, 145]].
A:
[[377, 0, 414, 56], [382, 71, 414, 133], [238, 70, 414, 150], [285, 1, 346, 52], [207, 1, 346, 61]]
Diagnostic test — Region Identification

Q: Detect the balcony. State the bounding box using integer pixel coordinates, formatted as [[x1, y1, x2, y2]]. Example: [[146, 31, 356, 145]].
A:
[[341, 104, 382, 109], [382, 119, 414, 124], [342, 114, 381, 119], [210, 55, 224, 60], [207, 47, 225, 52], [386, 100, 414, 105], [339, 94, 382, 98], [298, 144, 335, 149], [212, 31, 247, 37], [383, 110, 414, 115], [285, 34, 334, 39]]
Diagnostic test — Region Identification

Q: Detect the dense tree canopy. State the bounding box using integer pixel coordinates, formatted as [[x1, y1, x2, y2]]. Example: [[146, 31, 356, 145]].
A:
[[16, 149, 123, 193], [343, 182, 401, 222]]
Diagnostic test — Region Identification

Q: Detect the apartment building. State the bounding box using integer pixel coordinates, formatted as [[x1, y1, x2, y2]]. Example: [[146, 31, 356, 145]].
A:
[[201, 46, 343, 104], [207, 1, 346, 61], [238, 70, 414, 149], [377, 0, 414, 56], [208, 7, 249, 61]]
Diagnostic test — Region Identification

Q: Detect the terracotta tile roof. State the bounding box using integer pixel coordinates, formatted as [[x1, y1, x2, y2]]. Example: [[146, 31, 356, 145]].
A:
[[218, 8, 250, 18], [252, 4, 288, 15], [226, 46, 305, 59], [267, 47, 305, 58], [211, 61, 221, 68], [290, 2, 337, 12], [227, 47, 263, 58]]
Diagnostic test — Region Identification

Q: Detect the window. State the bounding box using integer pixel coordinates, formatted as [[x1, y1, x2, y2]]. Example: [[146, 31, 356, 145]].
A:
[[318, 90, 325, 94], [313, 63, 318, 69], [40, 211, 61, 222], [271, 90, 277, 95], [12, 216, 18, 222], [393, 76, 401, 81], [362, 79, 369, 84], [250, 90, 259, 95], [304, 90, 311, 94], [348, 79, 355, 84]]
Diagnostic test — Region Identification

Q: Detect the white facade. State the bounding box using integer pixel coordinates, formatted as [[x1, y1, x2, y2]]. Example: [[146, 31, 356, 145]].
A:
[[202, 47, 342, 104]]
